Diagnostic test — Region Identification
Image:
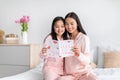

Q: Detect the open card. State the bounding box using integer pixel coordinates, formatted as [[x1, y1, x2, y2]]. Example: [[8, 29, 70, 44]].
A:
[[46, 40, 74, 57]]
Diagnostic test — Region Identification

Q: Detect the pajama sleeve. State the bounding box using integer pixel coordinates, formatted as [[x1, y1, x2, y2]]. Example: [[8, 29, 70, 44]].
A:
[[76, 36, 91, 65], [40, 35, 52, 59]]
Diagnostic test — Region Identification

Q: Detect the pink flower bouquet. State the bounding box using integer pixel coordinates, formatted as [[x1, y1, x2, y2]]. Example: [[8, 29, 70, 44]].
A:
[[15, 16, 30, 32]]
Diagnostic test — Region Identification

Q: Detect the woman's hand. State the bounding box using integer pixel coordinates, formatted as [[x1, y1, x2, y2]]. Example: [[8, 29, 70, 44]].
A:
[[72, 45, 80, 57]]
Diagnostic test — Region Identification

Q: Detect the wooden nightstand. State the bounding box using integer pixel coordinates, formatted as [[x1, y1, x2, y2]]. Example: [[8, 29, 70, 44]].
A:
[[0, 44, 40, 78]]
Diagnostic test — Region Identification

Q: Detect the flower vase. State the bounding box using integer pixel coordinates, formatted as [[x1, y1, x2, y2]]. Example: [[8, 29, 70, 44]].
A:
[[21, 31, 28, 44]]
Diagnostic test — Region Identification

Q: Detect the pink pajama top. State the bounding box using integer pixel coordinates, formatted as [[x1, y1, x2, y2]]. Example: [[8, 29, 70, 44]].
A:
[[65, 32, 91, 75], [40, 35, 64, 75]]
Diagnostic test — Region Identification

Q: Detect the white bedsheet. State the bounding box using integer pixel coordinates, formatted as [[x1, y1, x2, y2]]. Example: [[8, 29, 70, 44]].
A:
[[1, 66, 120, 80], [94, 68, 120, 80]]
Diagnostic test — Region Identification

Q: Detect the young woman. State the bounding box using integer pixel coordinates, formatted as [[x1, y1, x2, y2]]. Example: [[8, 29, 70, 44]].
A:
[[60, 12, 100, 80], [40, 16, 68, 80]]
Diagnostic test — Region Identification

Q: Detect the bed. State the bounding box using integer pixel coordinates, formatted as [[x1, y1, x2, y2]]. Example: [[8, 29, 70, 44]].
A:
[[0, 45, 120, 80], [1, 65, 120, 80]]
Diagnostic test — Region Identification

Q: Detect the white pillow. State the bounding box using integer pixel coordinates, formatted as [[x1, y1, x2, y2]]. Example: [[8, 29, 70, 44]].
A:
[[97, 45, 120, 68], [90, 47, 98, 64], [97, 46, 111, 68]]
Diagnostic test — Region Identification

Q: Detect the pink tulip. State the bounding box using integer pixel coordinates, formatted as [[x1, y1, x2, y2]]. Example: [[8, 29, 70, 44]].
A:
[[15, 15, 30, 23], [18, 16, 30, 23], [15, 16, 30, 31]]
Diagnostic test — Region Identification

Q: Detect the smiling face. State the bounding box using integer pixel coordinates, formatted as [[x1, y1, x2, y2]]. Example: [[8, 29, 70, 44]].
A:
[[54, 20, 65, 37], [65, 17, 78, 34]]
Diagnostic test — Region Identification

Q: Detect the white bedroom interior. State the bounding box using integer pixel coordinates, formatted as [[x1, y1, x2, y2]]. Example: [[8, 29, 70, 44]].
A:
[[0, 0, 120, 80]]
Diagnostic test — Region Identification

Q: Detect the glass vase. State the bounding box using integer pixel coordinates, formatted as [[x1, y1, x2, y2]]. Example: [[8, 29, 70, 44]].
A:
[[21, 31, 28, 44]]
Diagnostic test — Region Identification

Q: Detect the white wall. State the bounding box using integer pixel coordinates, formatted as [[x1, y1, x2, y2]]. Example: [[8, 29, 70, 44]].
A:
[[0, 0, 120, 48]]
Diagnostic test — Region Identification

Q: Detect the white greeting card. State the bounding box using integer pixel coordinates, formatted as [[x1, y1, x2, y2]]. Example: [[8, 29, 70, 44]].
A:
[[58, 40, 74, 57], [46, 40, 59, 57], [46, 40, 74, 57]]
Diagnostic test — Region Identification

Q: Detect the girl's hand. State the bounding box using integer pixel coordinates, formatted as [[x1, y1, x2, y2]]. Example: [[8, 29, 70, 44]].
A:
[[72, 45, 80, 57], [42, 47, 47, 55]]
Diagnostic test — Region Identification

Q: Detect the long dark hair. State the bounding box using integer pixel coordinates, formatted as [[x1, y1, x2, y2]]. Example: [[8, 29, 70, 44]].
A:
[[50, 16, 68, 40], [65, 12, 87, 35]]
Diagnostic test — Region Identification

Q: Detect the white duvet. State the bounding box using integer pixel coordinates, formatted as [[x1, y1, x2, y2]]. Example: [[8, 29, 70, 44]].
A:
[[1, 65, 120, 80]]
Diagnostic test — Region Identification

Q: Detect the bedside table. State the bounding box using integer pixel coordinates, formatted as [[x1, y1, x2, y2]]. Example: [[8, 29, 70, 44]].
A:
[[0, 44, 40, 78]]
